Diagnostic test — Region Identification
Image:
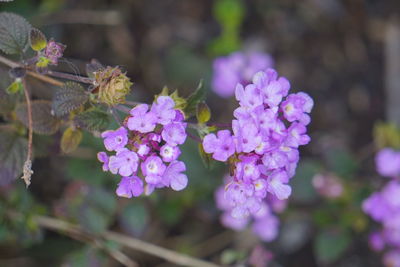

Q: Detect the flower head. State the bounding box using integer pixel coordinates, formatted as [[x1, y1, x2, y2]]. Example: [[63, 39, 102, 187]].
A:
[[96, 66, 132, 106]]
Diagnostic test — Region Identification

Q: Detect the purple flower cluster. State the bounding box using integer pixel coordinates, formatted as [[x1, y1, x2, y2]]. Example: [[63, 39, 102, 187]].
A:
[[205, 68, 313, 221], [97, 96, 188, 197], [363, 148, 400, 266], [215, 176, 286, 242], [212, 51, 273, 98], [44, 39, 65, 65]]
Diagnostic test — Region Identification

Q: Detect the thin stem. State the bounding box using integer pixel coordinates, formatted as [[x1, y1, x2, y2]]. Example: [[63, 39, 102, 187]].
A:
[[47, 70, 93, 84], [124, 100, 142, 106], [21, 78, 33, 187], [207, 122, 231, 128], [187, 131, 202, 143], [27, 213, 218, 267]]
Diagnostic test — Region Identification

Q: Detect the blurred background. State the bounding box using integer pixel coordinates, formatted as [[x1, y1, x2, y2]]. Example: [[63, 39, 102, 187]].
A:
[[1, 0, 400, 266]]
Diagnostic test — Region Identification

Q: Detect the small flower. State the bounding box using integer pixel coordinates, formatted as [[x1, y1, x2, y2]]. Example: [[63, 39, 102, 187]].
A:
[[97, 152, 109, 171], [127, 104, 157, 133], [161, 122, 187, 146], [375, 148, 400, 178], [281, 92, 313, 125], [162, 161, 188, 191], [101, 126, 128, 152], [116, 176, 144, 198], [151, 96, 176, 125], [160, 144, 181, 162], [44, 39, 65, 65], [202, 130, 235, 161], [96, 66, 132, 106], [109, 149, 139, 176], [141, 156, 166, 185]]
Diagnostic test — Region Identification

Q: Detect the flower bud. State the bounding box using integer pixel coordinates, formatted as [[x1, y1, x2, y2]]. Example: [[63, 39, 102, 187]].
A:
[[95, 67, 132, 106]]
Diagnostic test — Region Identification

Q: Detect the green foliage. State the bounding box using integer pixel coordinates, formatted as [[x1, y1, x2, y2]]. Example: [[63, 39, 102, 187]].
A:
[[74, 109, 110, 132], [29, 28, 47, 51], [64, 246, 105, 267], [314, 228, 350, 264], [77, 188, 116, 234], [16, 100, 61, 135], [291, 160, 320, 203], [184, 80, 206, 117], [61, 127, 83, 154], [52, 82, 89, 117], [209, 0, 245, 55], [6, 79, 23, 94], [374, 122, 400, 149], [119, 202, 149, 236], [196, 102, 211, 124], [0, 12, 31, 54], [0, 130, 27, 185], [326, 149, 358, 179]]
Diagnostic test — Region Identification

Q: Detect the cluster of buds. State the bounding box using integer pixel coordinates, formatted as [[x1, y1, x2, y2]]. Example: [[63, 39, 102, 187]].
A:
[[204, 68, 313, 221], [363, 148, 400, 266], [30, 27, 65, 68], [97, 96, 188, 197], [94, 66, 132, 106]]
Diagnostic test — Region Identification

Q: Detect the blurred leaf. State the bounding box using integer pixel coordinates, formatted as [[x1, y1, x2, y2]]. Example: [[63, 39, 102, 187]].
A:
[[29, 28, 47, 51], [0, 66, 18, 113], [213, 0, 245, 29], [74, 109, 110, 132], [64, 246, 105, 267], [198, 143, 212, 169], [5, 79, 22, 94], [291, 160, 320, 203], [61, 127, 83, 154], [196, 102, 211, 123], [0, 12, 31, 54], [374, 122, 400, 149], [78, 205, 109, 234], [184, 80, 206, 117], [326, 149, 358, 179], [119, 202, 149, 236], [86, 187, 116, 215], [0, 130, 27, 186], [52, 82, 89, 117], [314, 228, 350, 264], [16, 100, 61, 135]]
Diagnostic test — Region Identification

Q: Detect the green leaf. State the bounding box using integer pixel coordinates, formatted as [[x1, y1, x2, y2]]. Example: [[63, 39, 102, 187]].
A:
[[314, 228, 351, 264], [196, 102, 211, 123], [61, 127, 83, 154], [0, 130, 27, 186], [52, 82, 89, 117], [6, 79, 23, 94], [78, 205, 109, 234], [16, 100, 61, 135], [29, 28, 47, 51], [184, 80, 206, 117], [0, 12, 31, 54], [119, 203, 148, 236], [374, 122, 400, 149], [198, 143, 212, 169], [74, 109, 110, 132]]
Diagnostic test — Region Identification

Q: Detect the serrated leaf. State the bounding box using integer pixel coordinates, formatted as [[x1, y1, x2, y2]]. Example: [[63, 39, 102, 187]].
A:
[[74, 109, 110, 132], [61, 127, 82, 154], [0, 130, 27, 186], [52, 82, 89, 117], [0, 12, 31, 54], [29, 28, 47, 51], [196, 102, 211, 123], [16, 100, 61, 135], [314, 229, 350, 264], [184, 80, 206, 117]]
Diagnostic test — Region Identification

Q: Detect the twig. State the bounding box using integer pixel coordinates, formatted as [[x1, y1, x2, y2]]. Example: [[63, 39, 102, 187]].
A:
[[47, 70, 93, 84], [31, 214, 218, 267], [21, 78, 33, 187], [33, 215, 138, 267]]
